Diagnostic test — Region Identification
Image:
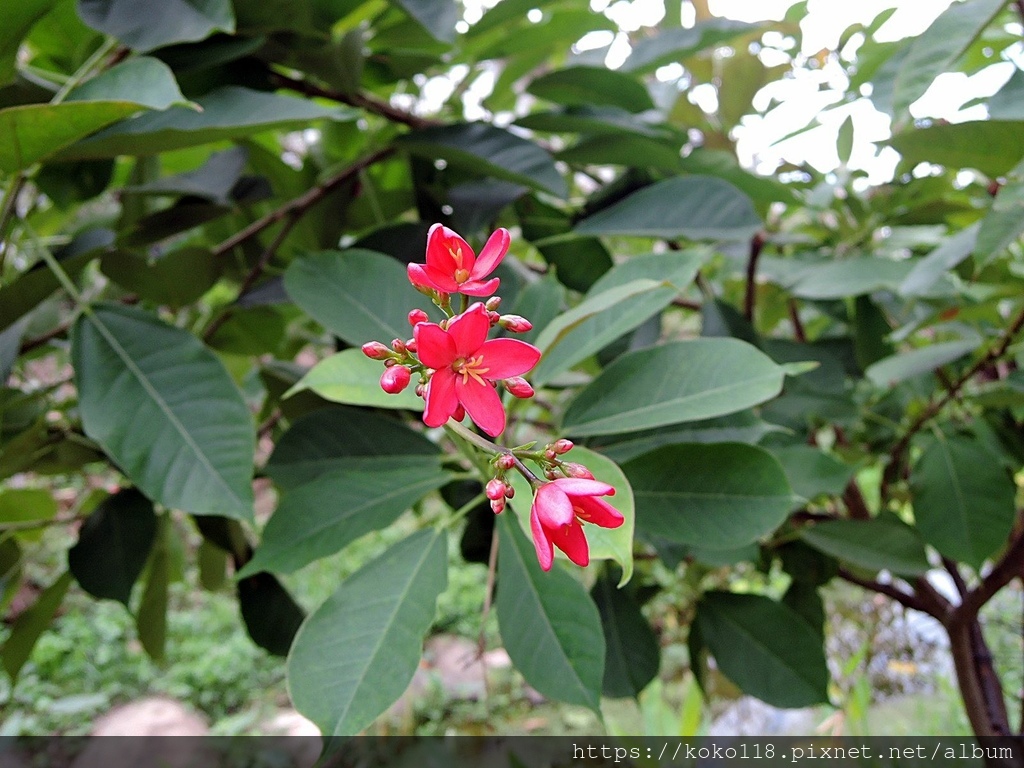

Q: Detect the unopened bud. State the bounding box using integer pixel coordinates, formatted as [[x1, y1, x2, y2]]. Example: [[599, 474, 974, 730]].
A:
[[487, 311, 500, 325], [383, 358, 397, 367], [362, 341, 391, 360], [413, 283, 436, 298], [552, 439, 573, 455], [490, 497, 506, 514], [408, 309, 429, 326], [496, 453, 515, 470], [405, 338, 417, 353], [544, 468, 558, 480], [505, 377, 534, 399], [504, 485, 515, 499], [499, 315, 532, 333], [380, 365, 411, 394], [485, 478, 507, 501], [562, 462, 595, 479], [485, 296, 502, 311], [453, 404, 466, 422], [391, 338, 407, 354], [414, 383, 425, 397], [544, 449, 556, 460]]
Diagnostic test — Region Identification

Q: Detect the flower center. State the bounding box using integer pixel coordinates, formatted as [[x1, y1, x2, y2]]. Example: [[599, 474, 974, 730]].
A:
[[452, 355, 489, 386], [454, 267, 470, 283], [448, 244, 464, 268]]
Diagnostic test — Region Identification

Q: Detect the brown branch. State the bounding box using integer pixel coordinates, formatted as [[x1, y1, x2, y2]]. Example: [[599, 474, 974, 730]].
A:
[[212, 146, 394, 258], [270, 72, 440, 131], [1016, 0, 1024, 25], [841, 478, 871, 520], [19, 321, 72, 354], [957, 525, 1024, 620], [743, 231, 765, 322], [788, 298, 806, 342], [838, 567, 941, 619], [944, 556, 969, 599], [671, 297, 703, 311]]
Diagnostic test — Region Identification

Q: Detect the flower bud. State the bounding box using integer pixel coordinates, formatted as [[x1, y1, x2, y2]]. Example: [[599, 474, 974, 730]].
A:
[[380, 365, 411, 394], [562, 462, 595, 479], [487, 311, 501, 325], [504, 377, 534, 399], [408, 308, 429, 326], [496, 453, 515, 470], [499, 314, 532, 333], [490, 497, 506, 514], [415, 383, 425, 398], [391, 338, 407, 354], [504, 485, 515, 499], [544, 449, 556, 460], [544, 468, 558, 480], [405, 338, 417, 353], [485, 478, 507, 501], [361, 341, 391, 360], [485, 296, 502, 311], [553, 439, 573, 455]]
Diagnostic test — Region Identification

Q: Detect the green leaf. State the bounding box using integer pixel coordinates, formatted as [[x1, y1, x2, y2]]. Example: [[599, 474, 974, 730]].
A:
[[66, 57, 189, 110], [284, 250, 429, 347], [507, 446, 635, 585], [695, 591, 830, 708], [591, 569, 659, 699], [288, 349, 424, 411], [0, 0, 59, 85], [865, 338, 979, 387], [396, 123, 567, 198], [56, 87, 350, 161], [988, 67, 1024, 119], [800, 518, 930, 577], [198, 539, 227, 591], [72, 303, 256, 520], [288, 529, 447, 737], [911, 431, 1017, 570], [528, 67, 654, 113], [624, 444, 794, 549], [899, 223, 979, 297], [496, 513, 604, 713], [238, 572, 305, 656], [575, 176, 761, 242], [589, 249, 705, 295], [0, 488, 58, 543], [390, 0, 457, 42], [67, 488, 156, 605], [241, 458, 448, 576], [265, 405, 439, 490], [136, 515, 169, 662], [891, 0, 1007, 125], [837, 115, 854, 165], [976, 160, 1024, 261], [890, 120, 1024, 178], [563, 339, 785, 436], [557, 134, 684, 171], [621, 18, 755, 73], [100, 247, 221, 309], [771, 445, 854, 501], [77, 0, 235, 52], [1, 571, 72, 682], [788, 257, 914, 299]]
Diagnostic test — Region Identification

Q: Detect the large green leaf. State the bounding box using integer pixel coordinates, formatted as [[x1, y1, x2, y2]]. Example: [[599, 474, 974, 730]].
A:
[[591, 569, 659, 699], [890, 121, 1024, 178], [77, 0, 235, 52], [0, 0, 59, 85], [527, 66, 654, 113], [56, 87, 349, 160], [265, 406, 439, 490], [911, 431, 1017, 569], [67, 488, 157, 605], [288, 529, 447, 737], [0, 488, 58, 543], [787, 257, 914, 299], [976, 158, 1024, 261], [240, 458, 448, 576], [390, 0, 458, 42], [800, 518, 930, 576], [136, 515, 169, 661], [621, 18, 755, 72], [695, 591, 830, 708], [865, 338, 979, 387], [563, 339, 785, 436], [287, 349, 424, 411], [72, 304, 255, 520], [238, 573, 305, 657], [0, 571, 72, 683], [771, 445, 854, 501], [575, 176, 761, 242], [396, 123, 567, 198], [284, 250, 429, 347], [66, 57, 188, 109], [891, 0, 1007, 124], [624, 444, 794, 549], [496, 513, 604, 713], [899, 223, 979, 297]]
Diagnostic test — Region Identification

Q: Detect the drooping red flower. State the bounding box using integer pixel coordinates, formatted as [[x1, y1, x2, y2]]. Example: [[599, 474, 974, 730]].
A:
[[408, 224, 509, 297], [530, 478, 624, 571], [414, 303, 540, 436]]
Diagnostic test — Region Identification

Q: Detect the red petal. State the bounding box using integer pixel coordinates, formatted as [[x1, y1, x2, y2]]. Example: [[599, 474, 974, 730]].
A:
[[423, 368, 458, 427], [478, 338, 541, 379], [548, 519, 589, 567], [459, 277, 500, 297], [408, 262, 441, 290], [471, 228, 509, 278], [534, 483, 574, 528], [425, 264, 461, 292], [551, 477, 615, 497], [455, 376, 505, 436], [447, 303, 490, 357], [530, 507, 554, 571], [414, 323, 456, 369], [572, 495, 624, 529], [426, 224, 476, 275]]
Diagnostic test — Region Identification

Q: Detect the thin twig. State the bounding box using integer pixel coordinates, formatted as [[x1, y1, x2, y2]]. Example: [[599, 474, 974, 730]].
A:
[[944, 557, 969, 599], [743, 231, 765, 322], [838, 567, 940, 619], [788, 298, 807, 342], [19, 321, 72, 354]]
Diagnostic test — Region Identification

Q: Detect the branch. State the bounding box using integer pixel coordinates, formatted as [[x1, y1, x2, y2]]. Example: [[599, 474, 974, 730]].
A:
[[743, 231, 765, 322], [957, 523, 1024, 620], [212, 146, 394, 258], [270, 72, 440, 131], [841, 478, 871, 520], [838, 567, 942, 619]]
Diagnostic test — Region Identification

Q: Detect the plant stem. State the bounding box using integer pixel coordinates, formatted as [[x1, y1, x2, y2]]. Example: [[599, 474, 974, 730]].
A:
[[443, 419, 543, 486], [36, 239, 86, 307], [743, 231, 765, 322], [52, 37, 117, 104]]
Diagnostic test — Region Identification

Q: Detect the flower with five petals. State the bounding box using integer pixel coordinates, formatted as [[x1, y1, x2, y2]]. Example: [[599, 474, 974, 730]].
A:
[[530, 478, 624, 571], [408, 224, 509, 297], [414, 303, 540, 436]]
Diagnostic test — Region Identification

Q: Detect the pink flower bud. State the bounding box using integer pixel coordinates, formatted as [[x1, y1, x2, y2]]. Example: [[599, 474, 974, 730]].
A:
[[362, 341, 391, 360], [562, 462, 595, 479], [544, 449, 556, 460], [505, 377, 534, 399], [490, 497, 506, 514], [405, 338, 417, 353], [380, 365, 411, 394], [553, 439, 573, 455], [485, 478, 507, 501], [496, 453, 515, 470], [391, 338, 407, 354], [504, 485, 515, 499], [499, 315, 532, 333], [408, 309, 429, 326], [487, 311, 500, 325], [485, 296, 502, 311]]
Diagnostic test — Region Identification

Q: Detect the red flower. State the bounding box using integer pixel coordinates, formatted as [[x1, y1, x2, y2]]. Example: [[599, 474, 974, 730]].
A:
[[414, 303, 540, 436], [530, 478, 624, 571], [408, 224, 509, 297]]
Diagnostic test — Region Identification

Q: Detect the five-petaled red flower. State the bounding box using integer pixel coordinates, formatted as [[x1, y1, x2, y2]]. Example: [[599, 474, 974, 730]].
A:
[[530, 478, 624, 571], [408, 224, 509, 297], [415, 303, 540, 436]]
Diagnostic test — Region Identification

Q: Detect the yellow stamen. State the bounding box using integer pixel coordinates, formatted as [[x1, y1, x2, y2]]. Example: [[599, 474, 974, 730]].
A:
[[453, 355, 490, 386]]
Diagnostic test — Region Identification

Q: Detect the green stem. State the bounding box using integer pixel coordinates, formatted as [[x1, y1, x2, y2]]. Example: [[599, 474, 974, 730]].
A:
[[0, 174, 26, 270], [52, 37, 117, 104], [459, 292, 468, 314], [36, 244, 86, 306]]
